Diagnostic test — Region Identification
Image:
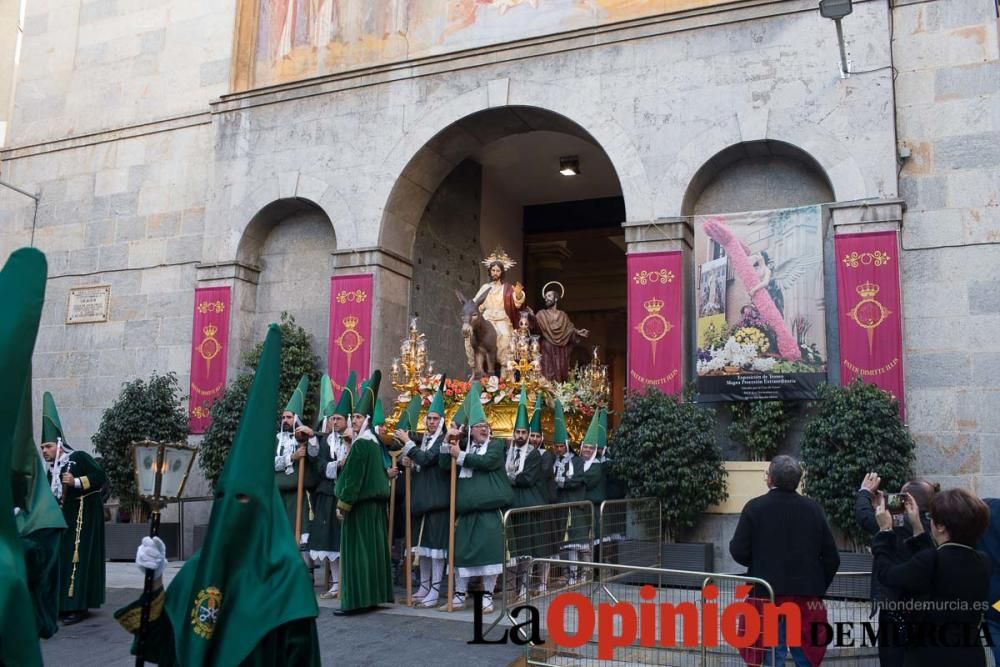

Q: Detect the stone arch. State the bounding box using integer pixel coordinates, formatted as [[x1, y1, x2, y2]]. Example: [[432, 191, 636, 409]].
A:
[[373, 81, 654, 259], [656, 113, 868, 216]]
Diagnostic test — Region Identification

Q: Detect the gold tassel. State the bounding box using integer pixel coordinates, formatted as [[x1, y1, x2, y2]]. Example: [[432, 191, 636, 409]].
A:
[[68, 497, 85, 598]]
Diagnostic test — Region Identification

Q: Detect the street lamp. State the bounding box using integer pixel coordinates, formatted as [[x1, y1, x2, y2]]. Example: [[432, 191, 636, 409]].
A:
[[819, 0, 853, 77], [131, 440, 197, 667]]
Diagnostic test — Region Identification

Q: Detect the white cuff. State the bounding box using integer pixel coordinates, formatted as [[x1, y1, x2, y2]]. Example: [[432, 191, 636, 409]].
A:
[[326, 462, 338, 480], [74, 478, 82, 488], [307, 437, 319, 457], [456, 450, 467, 467], [402, 441, 416, 456]]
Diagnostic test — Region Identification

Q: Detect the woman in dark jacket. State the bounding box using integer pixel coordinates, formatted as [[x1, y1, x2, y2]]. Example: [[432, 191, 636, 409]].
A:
[[873, 488, 991, 667]]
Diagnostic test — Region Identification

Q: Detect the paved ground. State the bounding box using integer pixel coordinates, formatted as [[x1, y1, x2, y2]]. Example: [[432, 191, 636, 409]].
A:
[[41, 564, 523, 667]]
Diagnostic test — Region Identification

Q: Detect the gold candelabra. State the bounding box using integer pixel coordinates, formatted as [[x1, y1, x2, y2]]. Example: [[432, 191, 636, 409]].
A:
[[584, 346, 610, 404], [504, 312, 543, 389], [391, 317, 434, 394]]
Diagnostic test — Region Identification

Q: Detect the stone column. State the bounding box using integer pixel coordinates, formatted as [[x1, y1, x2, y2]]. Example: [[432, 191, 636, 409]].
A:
[[829, 198, 903, 235], [195, 260, 261, 385], [330, 246, 412, 400], [622, 217, 694, 386]]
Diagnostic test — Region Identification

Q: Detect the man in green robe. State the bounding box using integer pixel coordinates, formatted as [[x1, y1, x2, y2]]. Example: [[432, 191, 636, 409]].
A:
[[577, 411, 605, 578], [40, 392, 106, 624], [527, 394, 557, 595], [334, 370, 394, 615], [397, 378, 450, 608], [505, 387, 546, 603], [114, 324, 320, 666], [13, 380, 67, 639], [551, 399, 589, 587], [1, 247, 51, 667], [440, 382, 512, 614], [275, 375, 319, 548], [308, 372, 355, 599]]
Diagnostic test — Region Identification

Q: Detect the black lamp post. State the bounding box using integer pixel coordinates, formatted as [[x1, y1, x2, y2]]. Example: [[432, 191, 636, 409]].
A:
[[131, 440, 196, 667]]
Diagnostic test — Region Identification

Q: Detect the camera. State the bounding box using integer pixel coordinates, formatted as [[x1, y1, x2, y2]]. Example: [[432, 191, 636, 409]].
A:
[[886, 493, 907, 514]]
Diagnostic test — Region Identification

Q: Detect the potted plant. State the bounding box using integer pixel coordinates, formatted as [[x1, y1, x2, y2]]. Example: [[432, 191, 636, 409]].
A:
[[92, 372, 188, 560], [800, 380, 914, 589], [611, 386, 728, 572]]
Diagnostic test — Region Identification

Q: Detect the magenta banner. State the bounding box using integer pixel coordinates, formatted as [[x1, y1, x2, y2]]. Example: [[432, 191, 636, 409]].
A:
[[328, 274, 373, 390], [835, 231, 905, 417], [188, 286, 231, 433], [627, 251, 683, 394]]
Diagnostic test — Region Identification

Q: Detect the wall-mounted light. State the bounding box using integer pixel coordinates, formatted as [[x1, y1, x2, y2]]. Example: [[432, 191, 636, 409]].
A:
[[819, 0, 853, 77], [559, 156, 580, 176]]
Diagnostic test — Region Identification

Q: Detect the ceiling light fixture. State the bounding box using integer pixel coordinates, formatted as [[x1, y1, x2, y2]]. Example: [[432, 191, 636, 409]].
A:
[[559, 156, 580, 176]]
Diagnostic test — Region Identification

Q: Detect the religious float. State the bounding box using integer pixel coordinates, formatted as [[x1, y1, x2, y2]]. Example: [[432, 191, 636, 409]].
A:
[[387, 316, 608, 441]]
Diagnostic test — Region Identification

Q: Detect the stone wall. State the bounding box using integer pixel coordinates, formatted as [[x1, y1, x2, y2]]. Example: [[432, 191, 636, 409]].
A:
[[892, 0, 1000, 494]]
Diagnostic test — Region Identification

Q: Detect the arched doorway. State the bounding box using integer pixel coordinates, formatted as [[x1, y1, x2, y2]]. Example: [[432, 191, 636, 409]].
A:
[[237, 198, 337, 359], [383, 106, 628, 415]]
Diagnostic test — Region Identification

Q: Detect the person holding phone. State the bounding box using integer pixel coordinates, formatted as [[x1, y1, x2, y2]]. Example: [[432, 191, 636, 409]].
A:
[[856, 473, 939, 666]]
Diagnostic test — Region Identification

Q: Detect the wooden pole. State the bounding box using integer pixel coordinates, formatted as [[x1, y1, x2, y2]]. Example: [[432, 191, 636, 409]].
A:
[[294, 453, 306, 546], [447, 448, 457, 613], [387, 452, 398, 549], [405, 463, 413, 606]]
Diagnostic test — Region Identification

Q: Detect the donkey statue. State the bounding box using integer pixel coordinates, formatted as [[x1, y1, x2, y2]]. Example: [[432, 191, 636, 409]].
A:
[[455, 289, 498, 378]]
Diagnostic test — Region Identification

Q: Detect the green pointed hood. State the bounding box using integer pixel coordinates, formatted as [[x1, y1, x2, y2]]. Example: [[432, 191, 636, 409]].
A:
[[528, 393, 544, 435], [451, 389, 469, 428], [427, 375, 446, 417], [318, 374, 335, 420], [355, 371, 381, 419], [284, 374, 309, 419], [41, 392, 66, 446], [552, 399, 568, 446], [598, 409, 609, 450], [581, 410, 601, 446], [514, 386, 529, 431], [396, 395, 423, 433], [332, 370, 356, 419], [0, 248, 50, 667], [13, 377, 66, 536], [466, 381, 488, 427], [373, 398, 385, 427], [165, 324, 317, 665]]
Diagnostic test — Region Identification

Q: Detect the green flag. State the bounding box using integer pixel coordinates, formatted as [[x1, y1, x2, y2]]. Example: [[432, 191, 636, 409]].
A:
[[284, 374, 309, 419], [41, 391, 66, 446], [513, 386, 529, 431], [395, 395, 423, 433], [0, 248, 49, 667], [164, 325, 317, 665], [528, 393, 544, 435], [552, 399, 568, 446]]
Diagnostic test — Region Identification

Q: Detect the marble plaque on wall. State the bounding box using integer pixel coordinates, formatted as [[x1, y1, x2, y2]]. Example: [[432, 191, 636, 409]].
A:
[[67, 285, 111, 324]]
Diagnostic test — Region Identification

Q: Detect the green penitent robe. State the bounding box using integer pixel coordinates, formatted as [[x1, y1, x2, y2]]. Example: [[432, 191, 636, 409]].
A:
[[508, 446, 548, 558], [440, 438, 512, 575], [115, 588, 319, 667], [53, 450, 106, 612], [405, 432, 450, 557], [335, 433, 394, 611]]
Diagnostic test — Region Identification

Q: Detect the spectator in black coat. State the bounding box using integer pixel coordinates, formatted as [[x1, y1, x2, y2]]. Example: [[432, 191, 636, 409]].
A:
[[873, 488, 991, 667], [855, 473, 938, 667], [977, 498, 1000, 667], [730, 455, 840, 667]]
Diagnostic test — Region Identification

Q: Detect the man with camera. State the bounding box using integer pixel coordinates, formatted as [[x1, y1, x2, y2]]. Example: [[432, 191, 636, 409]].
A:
[[855, 472, 938, 667]]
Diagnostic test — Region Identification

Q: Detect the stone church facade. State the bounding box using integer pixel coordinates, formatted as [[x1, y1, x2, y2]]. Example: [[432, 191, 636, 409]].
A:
[[0, 0, 997, 557]]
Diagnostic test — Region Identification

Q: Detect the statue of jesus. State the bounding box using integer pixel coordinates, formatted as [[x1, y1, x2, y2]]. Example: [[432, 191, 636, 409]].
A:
[[474, 248, 525, 373], [532, 282, 588, 382]]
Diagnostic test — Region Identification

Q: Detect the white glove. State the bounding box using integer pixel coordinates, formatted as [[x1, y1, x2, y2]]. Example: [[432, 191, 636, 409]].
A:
[[325, 462, 338, 479], [556, 477, 565, 488], [136, 536, 167, 578]]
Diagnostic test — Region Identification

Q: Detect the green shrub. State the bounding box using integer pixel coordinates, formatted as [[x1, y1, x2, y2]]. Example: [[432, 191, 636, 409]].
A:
[[801, 380, 914, 550], [728, 401, 789, 461], [91, 372, 188, 519], [198, 313, 321, 489], [610, 387, 727, 539]]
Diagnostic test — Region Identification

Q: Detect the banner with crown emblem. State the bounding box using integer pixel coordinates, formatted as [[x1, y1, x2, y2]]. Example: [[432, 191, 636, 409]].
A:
[[627, 251, 683, 393], [835, 231, 905, 416], [188, 286, 232, 433], [694, 206, 828, 401], [328, 274, 373, 390]]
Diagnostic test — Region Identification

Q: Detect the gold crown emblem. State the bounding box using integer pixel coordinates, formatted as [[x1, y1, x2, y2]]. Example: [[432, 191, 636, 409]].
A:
[[203, 323, 218, 338], [343, 315, 359, 329], [643, 297, 664, 313], [856, 281, 880, 299]]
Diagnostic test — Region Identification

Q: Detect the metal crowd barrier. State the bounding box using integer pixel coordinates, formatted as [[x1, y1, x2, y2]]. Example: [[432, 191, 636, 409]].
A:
[[597, 497, 663, 590], [524, 559, 777, 667]]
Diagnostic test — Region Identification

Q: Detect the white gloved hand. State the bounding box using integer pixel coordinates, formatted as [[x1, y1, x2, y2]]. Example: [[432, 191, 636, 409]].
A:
[[136, 536, 167, 578]]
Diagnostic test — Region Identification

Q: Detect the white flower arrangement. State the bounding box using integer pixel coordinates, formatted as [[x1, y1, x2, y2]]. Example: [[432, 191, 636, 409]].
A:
[[697, 337, 771, 374]]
